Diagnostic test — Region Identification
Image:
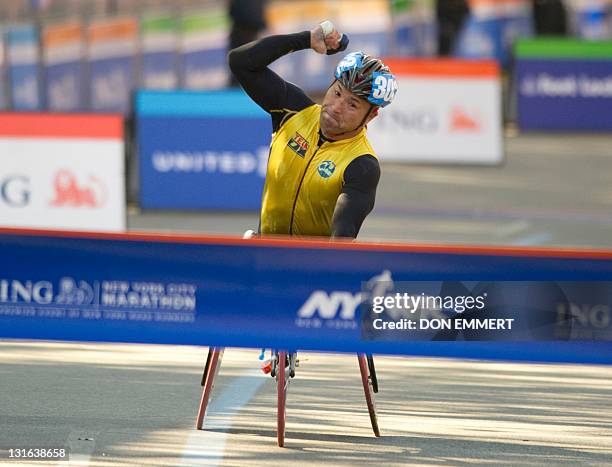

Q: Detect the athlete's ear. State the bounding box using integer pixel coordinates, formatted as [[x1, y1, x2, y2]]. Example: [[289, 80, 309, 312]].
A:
[[366, 107, 379, 124]]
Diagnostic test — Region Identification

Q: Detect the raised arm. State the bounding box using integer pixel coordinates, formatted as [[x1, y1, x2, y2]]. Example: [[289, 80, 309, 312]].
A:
[[228, 32, 314, 118], [228, 22, 347, 131]]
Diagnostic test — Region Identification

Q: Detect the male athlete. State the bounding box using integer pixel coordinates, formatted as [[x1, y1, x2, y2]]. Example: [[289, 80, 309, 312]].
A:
[[229, 21, 397, 238]]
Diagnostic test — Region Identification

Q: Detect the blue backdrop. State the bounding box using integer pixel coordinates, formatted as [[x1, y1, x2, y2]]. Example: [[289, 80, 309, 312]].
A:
[[137, 90, 271, 210], [517, 59, 612, 131]]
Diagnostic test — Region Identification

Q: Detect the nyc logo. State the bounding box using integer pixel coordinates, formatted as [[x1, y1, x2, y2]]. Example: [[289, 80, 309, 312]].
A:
[[317, 160, 336, 179], [287, 132, 309, 158]]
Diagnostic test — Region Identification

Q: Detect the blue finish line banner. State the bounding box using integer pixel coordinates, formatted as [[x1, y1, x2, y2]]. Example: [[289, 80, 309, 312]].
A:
[[1, 228, 612, 364]]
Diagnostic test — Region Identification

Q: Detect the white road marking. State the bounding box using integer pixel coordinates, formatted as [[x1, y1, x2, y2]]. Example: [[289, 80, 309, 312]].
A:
[[495, 220, 530, 237], [512, 232, 552, 246], [180, 368, 268, 466]]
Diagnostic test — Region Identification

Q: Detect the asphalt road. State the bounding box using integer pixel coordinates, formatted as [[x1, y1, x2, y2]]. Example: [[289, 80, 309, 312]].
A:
[[1, 343, 611, 466]]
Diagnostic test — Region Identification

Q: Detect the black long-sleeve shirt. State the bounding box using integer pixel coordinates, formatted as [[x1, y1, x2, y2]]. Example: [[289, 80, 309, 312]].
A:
[[228, 31, 380, 238]]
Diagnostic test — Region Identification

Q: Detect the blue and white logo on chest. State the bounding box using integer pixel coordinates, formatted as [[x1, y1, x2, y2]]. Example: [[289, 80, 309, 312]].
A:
[[317, 160, 336, 179]]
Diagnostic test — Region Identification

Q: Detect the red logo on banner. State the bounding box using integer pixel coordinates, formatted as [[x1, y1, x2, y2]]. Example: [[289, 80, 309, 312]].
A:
[[49, 170, 107, 208], [450, 107, 481, 132]]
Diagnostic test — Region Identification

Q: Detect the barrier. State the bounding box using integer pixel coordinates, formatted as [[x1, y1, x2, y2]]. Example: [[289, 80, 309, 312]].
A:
[[565, 0, 612, 40], [516, 38, 612, 131], [266, 2, 304, 89], [7, 24, 43, 111], [335, 0, 392, 74], [1, 228, 611, 364], [0, 114, 126, 232], [368, 59, 503, 164], [180, 10, 229, 90], [87, 17, 138, 113], [391, 0, 437, 57], [137, 89, 271, 210], [141, 15, 179, 90], [454, 0, 533, 66], [0, 27, 6, 110], [43, 21, 85, 111], [265, 0, 391, 93]]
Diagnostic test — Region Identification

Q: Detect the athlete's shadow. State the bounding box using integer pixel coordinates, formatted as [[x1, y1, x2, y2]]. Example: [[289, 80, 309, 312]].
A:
[[201, 426, 409, 450]]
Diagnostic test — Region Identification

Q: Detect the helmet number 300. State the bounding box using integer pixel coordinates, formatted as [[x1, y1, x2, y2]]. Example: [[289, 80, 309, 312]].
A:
[[372, 74, 397, 104]]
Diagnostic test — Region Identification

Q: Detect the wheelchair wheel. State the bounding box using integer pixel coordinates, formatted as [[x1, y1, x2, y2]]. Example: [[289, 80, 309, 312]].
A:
[[358, 353, 380, 437], [196, 347, 224, 429], [277, 350, 288, 447]]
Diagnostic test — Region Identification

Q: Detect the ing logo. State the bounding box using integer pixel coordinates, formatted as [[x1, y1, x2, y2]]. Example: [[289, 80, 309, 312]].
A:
[[49, 170, 107, 208]]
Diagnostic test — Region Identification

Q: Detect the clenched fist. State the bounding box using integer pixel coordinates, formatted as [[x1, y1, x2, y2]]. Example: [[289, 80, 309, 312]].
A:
[[310, 20, 345, 55]]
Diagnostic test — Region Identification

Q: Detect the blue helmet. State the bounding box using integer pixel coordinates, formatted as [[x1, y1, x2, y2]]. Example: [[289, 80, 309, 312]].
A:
[[334, 51, 398, 108]]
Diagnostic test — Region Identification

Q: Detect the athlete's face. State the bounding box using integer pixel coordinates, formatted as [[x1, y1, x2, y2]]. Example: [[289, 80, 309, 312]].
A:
[[320, 81, 377, 139]]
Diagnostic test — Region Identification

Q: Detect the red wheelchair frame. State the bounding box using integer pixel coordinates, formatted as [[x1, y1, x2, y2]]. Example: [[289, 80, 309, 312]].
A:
[[195, 348, 380, 447]]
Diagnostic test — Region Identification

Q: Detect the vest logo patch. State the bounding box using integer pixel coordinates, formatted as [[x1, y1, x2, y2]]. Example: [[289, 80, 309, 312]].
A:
[[287, 132, 309, 158], [317, 160, 336, 179]]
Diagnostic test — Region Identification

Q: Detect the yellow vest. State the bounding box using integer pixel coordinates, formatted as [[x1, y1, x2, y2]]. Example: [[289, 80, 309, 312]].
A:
[[260, 104, 377, 237]]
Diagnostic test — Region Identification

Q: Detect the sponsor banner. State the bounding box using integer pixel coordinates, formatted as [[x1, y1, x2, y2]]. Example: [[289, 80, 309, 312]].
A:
[[0, 114, 126, 232], [335, 0, 391, 56], [141, 15, 178, 90], [87, 18, 138, 113], [265, 0, 392, 92], [265, 1, 309, 87], [516, 38, 612, 131], [0, 230, 611, 364], [7, 25, 43, 111], [454, 0, 533, 66], [180, 11, 229, 90], [0, 27, 6, 109], [368, 59, 503, 164], [43, 21, 85, 111], [296, 0, 391, 92], [391, 0, 437, 57], [289, 0, 336, 92], [137, 90, 271, 210], [305, 0, 391, 92], [565, 0, 612, 40]]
